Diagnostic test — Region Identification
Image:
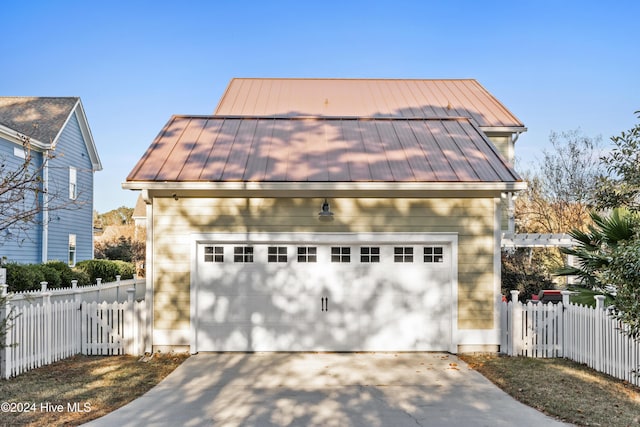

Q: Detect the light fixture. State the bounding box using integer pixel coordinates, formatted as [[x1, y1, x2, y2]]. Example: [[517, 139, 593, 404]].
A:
[[318, 198, 334, 221]]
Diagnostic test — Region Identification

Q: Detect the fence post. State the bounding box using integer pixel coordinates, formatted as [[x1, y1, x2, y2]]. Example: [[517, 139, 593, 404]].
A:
[[96, 278, 102, 303], [561, 291, 572, 358], [125, 288, 135, 354], [42, 285, 52, 365], [1, 283, 11, 379], [510, 290, 521, 356], [594, 295, 606, 372], [72, 280, 82, 354], [116, 275, 121, 302]]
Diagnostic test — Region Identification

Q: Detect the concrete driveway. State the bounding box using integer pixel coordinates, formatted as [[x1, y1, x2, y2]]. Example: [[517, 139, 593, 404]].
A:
[[84, 353, 569, 427]]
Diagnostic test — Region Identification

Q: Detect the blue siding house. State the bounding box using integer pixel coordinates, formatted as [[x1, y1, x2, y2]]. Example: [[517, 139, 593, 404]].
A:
[[0, 97, 102, 265]]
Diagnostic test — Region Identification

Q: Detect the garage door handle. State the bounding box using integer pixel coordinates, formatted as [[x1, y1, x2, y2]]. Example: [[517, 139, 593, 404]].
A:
[[321, 297, 328, 312]]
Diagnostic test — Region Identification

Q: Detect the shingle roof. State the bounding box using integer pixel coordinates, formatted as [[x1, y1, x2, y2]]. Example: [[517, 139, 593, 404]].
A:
[[126, 116, 521, 184], [0, 97, 79, 144], [215, 78, 524, 129]]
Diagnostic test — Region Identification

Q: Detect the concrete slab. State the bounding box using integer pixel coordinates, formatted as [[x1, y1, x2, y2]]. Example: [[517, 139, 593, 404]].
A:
[[83, 353, 570, 427]]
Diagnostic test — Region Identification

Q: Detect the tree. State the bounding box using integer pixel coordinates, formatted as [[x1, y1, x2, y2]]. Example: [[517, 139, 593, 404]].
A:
[[600, 237, 640, 338], [556, 208, 638, 287], [94, 206, 134, 229], [594, 111, 640, 212], [516, 129, 605, 234], [587, 112, 640, 338]]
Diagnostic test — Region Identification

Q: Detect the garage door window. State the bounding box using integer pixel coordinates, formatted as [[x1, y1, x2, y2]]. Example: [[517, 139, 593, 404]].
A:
[[234, 246, 254, 263], [360, 247, 380, 263], [394, 247, 413, 262], [297, 247, 317, 263], [268, 246, 288, 263], [204, 246, 224, 262], [424, 246, 444, 263], [331, 247, 351, 263]]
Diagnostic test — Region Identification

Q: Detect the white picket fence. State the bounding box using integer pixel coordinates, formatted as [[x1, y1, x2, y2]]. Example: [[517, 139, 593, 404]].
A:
[[501, 290, 640, 387], [9, 276, 146, 307], [0, 285, 147, 379]]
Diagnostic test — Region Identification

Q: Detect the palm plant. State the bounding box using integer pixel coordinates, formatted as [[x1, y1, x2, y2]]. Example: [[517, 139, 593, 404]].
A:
[[556, 208, 638, 288]]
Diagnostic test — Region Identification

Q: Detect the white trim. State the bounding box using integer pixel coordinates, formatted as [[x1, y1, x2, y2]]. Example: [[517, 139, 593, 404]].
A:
[[144, 198, 154, 354], [493, 197, 502, 345], [501, 233, 577, 248], [456, 329, 500, 346], [0, 124, 49, 149], [190, 232, 459, 353], [124, 181, 527, 193], [154, 329, 190, 346], [50, 99, 79, 148], [72, 101, 103, 171]]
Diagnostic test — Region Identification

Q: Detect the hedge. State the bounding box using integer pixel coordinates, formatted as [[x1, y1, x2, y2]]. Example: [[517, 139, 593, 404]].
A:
[[4, 260, 134, 292], [75, 259, 135, 284]]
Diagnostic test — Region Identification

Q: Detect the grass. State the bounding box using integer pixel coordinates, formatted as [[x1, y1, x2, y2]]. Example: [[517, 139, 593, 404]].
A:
[[0, 352, 189, 427], [460, 354, 640, 427]]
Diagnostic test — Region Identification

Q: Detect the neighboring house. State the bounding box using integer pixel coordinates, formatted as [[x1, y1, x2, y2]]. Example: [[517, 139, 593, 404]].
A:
[[124, 78, 526, 353], [0, 97, 102, 265]]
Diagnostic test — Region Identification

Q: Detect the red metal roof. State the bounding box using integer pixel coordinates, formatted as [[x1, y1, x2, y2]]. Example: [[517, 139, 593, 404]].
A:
[[126, 116, 521, 183], [215, 78, 524, 129]]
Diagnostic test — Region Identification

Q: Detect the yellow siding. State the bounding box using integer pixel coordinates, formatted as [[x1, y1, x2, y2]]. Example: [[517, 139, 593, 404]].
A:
[[151, 197, 498, 331], [487, 135, 513, 165]]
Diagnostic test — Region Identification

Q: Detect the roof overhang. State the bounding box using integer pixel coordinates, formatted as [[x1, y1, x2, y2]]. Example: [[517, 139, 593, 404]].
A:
[[123, 180, 527, 198], [480, 126, 528, 135], [0, 123, 49, 149]]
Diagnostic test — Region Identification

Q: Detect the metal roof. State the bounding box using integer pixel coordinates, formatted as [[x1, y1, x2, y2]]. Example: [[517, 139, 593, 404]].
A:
[[215, 78, 525, 130], [126, 116, 521, 184]]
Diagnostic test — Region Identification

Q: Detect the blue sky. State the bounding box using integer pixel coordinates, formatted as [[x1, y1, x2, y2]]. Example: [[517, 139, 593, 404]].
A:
[[1, 0, 638, 212]]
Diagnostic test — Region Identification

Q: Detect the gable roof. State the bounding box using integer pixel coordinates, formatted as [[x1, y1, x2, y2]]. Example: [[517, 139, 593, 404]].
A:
[[0, 97, 102, 171], [125, 115, 523, 191], [215, 78, 525, 131]]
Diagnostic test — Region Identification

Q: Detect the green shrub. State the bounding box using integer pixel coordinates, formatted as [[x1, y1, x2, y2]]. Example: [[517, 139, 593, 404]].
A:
[[4, 260, 135, 292], [71, 268, 92, 287], [39, 264, 62, 288], [112, 260, 135, 279], [46, 261, 74, 286], [5, 263, 45, 292], [75, 259, 135, 283]]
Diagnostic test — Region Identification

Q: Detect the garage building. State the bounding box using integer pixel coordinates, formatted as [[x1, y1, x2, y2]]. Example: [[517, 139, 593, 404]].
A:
[[124, 78, 526, 353]]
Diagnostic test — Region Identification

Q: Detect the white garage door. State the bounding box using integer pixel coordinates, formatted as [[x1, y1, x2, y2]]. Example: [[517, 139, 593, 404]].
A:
[[192, 233, 455, 352]]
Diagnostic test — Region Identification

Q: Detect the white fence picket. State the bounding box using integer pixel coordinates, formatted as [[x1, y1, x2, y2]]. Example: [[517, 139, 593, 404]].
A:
[[501, 293, 640, 387], [1, 295, 147, 379], [8, 278, 145, 308]]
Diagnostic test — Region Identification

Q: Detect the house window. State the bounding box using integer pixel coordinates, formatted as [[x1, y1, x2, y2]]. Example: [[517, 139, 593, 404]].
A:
[[13, 146, 26, 159], [360, 247, 380, 263], [204, 246, 224, 263], [424, 246, 444, 263], [331, 247, 350, 263], [68, 234, 77, 267], [394, 247, 413, 263], [297, 247, 317, 263], [268, 246, 288, 263], [233, 246, 254, 263], [69, 167, 77, 200]]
